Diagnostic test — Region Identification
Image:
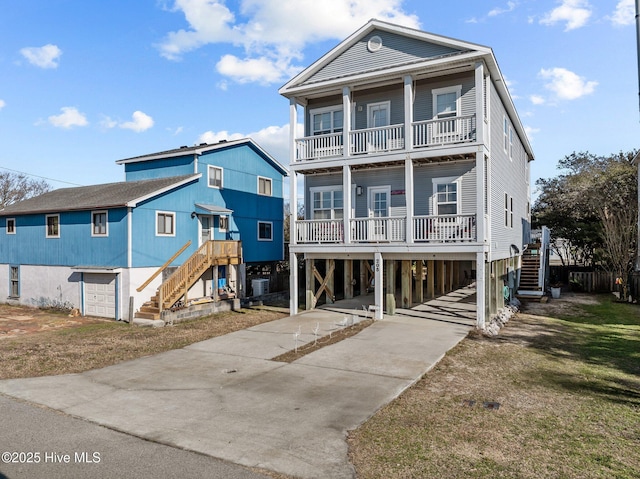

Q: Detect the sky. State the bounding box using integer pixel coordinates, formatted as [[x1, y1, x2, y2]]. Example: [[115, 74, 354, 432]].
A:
[[0, 0, 638, 202]]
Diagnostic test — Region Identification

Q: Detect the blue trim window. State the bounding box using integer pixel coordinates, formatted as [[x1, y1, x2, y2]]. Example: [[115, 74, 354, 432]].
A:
[[258, 221, 273, 241], [9, 265, 19, 298]]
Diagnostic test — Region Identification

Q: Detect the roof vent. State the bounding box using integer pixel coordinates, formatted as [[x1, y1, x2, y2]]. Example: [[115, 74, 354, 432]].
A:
[[199, 142, 208, 146], [180, 145, 188, 149], [218, 139, 227, 143]]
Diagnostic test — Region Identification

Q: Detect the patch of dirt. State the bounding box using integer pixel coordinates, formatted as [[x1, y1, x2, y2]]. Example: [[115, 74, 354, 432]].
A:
[[519, 292, 598, 317], [0, 304, 108, 340], [271, 319, 373, 362]]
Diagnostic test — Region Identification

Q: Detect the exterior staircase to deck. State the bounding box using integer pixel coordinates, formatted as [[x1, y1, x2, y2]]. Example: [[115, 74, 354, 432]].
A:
[[519, 243, 543, 292], [135, 240, 242, 321]]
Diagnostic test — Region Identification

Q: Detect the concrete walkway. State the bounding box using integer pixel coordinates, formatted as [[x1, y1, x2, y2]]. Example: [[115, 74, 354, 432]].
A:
[[0, 289, 475, 479]]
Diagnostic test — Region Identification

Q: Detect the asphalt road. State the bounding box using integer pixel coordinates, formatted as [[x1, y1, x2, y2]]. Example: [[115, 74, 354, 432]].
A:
[[0, 395, 273, 479]]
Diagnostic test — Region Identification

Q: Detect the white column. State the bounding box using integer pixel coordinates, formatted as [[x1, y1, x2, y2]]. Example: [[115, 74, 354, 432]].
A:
[[404, 75, 413, 151], [475, 62, 485, 145], [343, 86, 351, 158], [289, 98, 298, 247], [289, 252, 298, 315], [405, 157, 414, 244], [476, 252, 486, 329], [476, 151, 486, 244], [374, 251, 383, 320], [343, 165, 351, 244]]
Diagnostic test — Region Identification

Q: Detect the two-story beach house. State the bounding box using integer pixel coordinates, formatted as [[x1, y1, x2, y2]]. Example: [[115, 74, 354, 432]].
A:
[[0, 138, 287, 321], [279, 20, 534, 328]]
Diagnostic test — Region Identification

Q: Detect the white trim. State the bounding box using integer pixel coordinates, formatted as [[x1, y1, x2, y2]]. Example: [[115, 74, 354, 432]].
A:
[[258, 221, 273, 241], [367, 185, 391, 217], [367, 101, 391, 128], [127, 208, 132, 268], [208, 165, 223, 189], [6, 218, 15, 235], [91, 210, 109, 237], [367, 35, 383, 52], [431, 176, 461, 216], [310, 185, 344, 220], [432, 85, 462, 119], [309, 105, 343, 135], [258, 176, 272, 196], [127, 174, 201, 207], [156, 210, 176, 237], [219, 215, 228, 233], [46, 214, 60, 238]]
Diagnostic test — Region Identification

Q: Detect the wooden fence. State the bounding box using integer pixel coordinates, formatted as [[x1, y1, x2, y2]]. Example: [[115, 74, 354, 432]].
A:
[[568, 271, 615, 293]]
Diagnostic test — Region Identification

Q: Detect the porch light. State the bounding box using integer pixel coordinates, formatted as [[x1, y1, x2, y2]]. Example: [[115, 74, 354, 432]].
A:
[[356, 186, 363, 196]]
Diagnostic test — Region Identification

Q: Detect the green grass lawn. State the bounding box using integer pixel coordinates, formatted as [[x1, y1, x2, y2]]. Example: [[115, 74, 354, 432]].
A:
[[348, 294, 640, 478]]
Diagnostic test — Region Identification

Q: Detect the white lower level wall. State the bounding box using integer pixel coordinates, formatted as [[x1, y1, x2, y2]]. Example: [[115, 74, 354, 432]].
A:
[[0, 264, 83, 311]]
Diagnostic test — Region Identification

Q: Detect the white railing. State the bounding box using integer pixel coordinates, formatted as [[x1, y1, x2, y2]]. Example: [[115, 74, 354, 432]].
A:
[[295, 132, 343, 161], [350, 124, 405, 155], [296, 219, 344, 243], [413, 115, 475, 147], [413, 214, 476, 242], [351, 217, 406, 242]]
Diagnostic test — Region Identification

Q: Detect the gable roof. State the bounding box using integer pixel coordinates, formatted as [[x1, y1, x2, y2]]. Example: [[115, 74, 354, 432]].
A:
[[0, 175, 200, 216], [116, 138, 289, 176], [279, 19, 491, 96], [279, 18, 534, 162]]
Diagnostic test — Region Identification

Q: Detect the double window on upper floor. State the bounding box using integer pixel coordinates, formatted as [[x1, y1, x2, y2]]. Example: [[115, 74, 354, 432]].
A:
[[311, 107, 344, 136]]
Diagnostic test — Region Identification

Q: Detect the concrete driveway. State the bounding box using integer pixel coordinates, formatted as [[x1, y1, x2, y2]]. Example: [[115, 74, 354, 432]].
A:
[[0, 287, 475, 479]]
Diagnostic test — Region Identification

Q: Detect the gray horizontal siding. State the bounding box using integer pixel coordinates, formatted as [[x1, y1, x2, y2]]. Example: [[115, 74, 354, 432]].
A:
[[413, 162, 476, 216], [353, 85, 404, 129], [414, 73, 475, 122], [304, 30, 464, 85]]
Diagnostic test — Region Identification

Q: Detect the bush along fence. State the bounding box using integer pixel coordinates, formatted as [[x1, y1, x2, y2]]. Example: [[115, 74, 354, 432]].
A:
[[568, 270, 640, 302]]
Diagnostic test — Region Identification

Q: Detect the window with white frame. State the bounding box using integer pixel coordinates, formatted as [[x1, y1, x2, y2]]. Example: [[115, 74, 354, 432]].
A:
[[433, 86, 461, 119], [503, 116, 509, 152], [310, 106, 343, 135], [432, 177, 459, 216], [9, 265, 19, 298], [509, 126, 514, 160], [6, 218, 15, 234], [219, 215, 228, 232], [310, 186, 343, 220], [156, 211, 175, 236], [46, 214, 59, 238], [258, 221, 272, 241], [258, 176, 272, 196], [504, 193, 513, 228], [92, 211, 108, 236], [208, 165, 223, 189]]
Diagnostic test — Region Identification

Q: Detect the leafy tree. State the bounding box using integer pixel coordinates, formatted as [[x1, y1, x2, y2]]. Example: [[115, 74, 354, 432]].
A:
[[533, 151, 638, 298], [283, 201, 305, 243], [0, 171, 51, 208]]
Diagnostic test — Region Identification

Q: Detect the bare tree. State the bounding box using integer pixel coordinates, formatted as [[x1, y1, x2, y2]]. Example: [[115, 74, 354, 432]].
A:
[[0, 171, 51, 209]]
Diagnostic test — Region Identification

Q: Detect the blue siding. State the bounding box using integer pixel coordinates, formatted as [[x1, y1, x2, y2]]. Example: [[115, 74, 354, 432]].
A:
[[1, 209, 128, 266], [125, 155, 195, 181]]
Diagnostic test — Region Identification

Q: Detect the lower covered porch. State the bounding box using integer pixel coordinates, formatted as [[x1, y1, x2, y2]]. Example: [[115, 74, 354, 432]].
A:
[[289, 252, 518, 329]]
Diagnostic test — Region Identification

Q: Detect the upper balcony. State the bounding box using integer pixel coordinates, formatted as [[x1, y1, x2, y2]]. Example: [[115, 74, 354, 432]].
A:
[[295, 115, 476, 162]]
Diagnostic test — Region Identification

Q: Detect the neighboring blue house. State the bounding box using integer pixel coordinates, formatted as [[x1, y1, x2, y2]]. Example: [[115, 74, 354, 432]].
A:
[[0, 138, 287, 320]]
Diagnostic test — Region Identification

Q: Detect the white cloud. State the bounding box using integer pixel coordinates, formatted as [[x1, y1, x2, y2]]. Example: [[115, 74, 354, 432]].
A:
[[540, 0, 592, 31], [20, 44, 62, 69], [525, 125, 540, 139], [216, 54, 301, 85], [100, 116, 118, 129], [48, 107, 88, 128], [0, 99, 5, 110], [198, 123, 304, 167], [119, 111, 154, 132], [530, 95, 546, 105], [539, 67, 597, 100], [488, 1, 516, 17], [159, 0, 420, 85], [610, 0, 635, 26]]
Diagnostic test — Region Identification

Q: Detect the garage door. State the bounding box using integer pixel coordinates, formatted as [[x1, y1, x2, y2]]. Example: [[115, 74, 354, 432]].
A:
[[85, 273, 116, 318]]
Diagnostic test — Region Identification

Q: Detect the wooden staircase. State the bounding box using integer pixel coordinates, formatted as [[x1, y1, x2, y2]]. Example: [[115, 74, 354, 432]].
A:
[[519, 243, 542, 292], [135, 240, 242, 321]]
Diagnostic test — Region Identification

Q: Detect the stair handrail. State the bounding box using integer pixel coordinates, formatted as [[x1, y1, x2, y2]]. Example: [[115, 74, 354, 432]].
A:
[[159, 240, 241, 311], [136, 240, 192, 292], [538, 226, 550, 289]]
